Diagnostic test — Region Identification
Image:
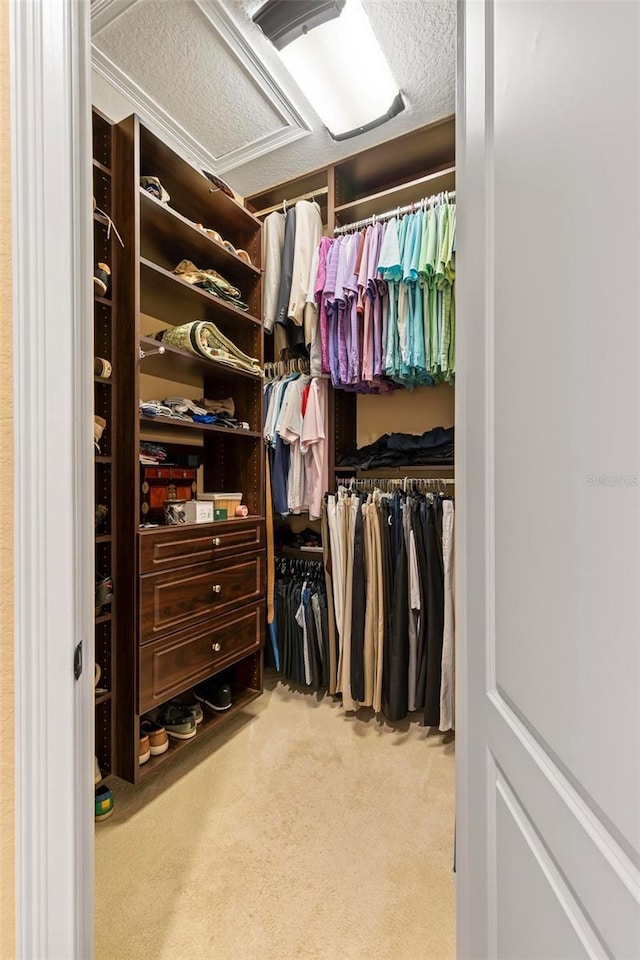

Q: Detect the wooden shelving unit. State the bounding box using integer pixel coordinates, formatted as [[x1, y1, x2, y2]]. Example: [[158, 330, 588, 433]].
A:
[[112, 114, 266, 785], [92, 107, 118, 786]]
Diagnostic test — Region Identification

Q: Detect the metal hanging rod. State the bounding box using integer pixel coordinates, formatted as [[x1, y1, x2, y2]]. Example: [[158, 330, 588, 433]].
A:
[[253, 187, 329, 219], [264, 357, 310, 379], [339, 476, 455, 493], [334, 189, 456, 235]]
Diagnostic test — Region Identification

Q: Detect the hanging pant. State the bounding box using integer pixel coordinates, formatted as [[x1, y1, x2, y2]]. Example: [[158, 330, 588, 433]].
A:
[[424, 497, 445, 727], [350, 499, 366, 703], [387, 495, 409, 721]]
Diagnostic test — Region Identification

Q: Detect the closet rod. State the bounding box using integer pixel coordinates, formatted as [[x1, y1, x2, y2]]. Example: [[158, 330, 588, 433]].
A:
[[333, 189, 456, 235], [264, 357, 310, 378], [340, 477, 455, 493], [253, 186, 329, 219]]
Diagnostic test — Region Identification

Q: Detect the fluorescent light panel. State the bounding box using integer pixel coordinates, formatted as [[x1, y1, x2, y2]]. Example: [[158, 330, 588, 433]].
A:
[[254, 0, 403, 140]]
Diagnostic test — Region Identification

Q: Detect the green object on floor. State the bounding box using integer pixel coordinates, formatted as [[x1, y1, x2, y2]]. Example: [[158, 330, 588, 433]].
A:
[[95, 784, 114, 821]]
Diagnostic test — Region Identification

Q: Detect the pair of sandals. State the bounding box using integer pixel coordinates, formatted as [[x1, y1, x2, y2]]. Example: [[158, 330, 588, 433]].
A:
[[195, 226, 253, 265]]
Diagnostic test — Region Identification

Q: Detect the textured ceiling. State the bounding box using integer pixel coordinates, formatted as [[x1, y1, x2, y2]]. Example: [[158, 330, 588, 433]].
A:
[[91, 0, 456, 197]]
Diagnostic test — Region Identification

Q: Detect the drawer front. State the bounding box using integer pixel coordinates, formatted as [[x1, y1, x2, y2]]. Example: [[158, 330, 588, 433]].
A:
[[139, 602, 264, 713], [139, 518, 265, 573], [139, 553, 265, 644]]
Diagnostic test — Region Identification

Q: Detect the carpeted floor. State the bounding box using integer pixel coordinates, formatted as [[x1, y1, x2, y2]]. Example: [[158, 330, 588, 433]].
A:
[[95, 674, 456, 960]]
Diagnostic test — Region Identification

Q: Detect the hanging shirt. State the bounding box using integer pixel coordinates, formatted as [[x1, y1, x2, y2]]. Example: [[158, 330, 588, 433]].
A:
[[314, 237, 333, 375], [300, 378, 328, 520], [277, 375, 311, 515], [288, 200, 323, 326], [262, 211, 285, 332]]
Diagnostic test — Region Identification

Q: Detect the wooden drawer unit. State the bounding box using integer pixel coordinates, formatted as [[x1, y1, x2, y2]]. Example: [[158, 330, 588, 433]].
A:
[[140, 518, 265, 573], [139, 552, 265, 644], [139, 602, 264, 713]]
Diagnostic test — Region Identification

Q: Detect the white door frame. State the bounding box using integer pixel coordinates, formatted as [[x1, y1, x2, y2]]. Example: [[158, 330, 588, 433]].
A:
[[10, 0, 94, 956]]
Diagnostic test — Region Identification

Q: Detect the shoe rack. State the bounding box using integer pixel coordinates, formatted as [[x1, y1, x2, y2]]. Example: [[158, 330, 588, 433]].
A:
[[92, 108, 118, 785], [112, 114, 265, 784]]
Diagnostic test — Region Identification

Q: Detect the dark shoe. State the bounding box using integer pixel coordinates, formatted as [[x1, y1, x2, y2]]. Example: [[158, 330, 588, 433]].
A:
[[157, 703, 197, 739], [194, 679, 233, 712], [170, 696, 203, 725], [93, 262, 111, 297], [95, 572, 113, 614]]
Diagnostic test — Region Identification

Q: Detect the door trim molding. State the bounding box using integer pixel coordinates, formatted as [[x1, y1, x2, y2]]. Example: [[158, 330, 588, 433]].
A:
[[10, 0, 94, 955]]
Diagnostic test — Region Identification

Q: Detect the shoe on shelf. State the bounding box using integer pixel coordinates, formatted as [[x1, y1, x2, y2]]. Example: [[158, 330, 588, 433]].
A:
[[95, 784, 114, 821], [193, 679, 233, 713], [95, 572, 113, 615], [93, 262, 111, 297], [95, 503, 108, 530], [94, 415, 106, 454], [94, 357, 112, 379], [156, 703, 197, 740], [139, 732, 151, 765], [170, 696, 203, 726], [94, 756, 102, 785], [140, 717, 169, 755]]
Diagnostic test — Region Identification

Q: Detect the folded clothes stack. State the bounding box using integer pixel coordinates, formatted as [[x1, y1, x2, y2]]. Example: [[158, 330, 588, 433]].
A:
[[139, 441, 168, 465], [275, 524, 323, 552], [152, 321, 262, 377], [140, 397, 250, 430], [173, 259, 249, 311], [337, 425, 455, 470]]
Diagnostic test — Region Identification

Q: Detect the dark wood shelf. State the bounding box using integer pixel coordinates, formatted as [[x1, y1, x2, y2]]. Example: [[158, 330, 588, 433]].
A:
[[95, 691, 112, 706], [95, 612, 112, 625], [95, 534, 112, 543], [94, 376, 112, 384], [334, 166, 456, 225], [139, 258, 261, 330], [94, 295, 112, 307], [139, 413, 261, 439], [138, 515, 264, 535], [139, 123, 262, 239], [140, 188, 261, 279], [333, 464, 455, 477], [138, 686, 261, 778], [95, 456, 112, 464], [277, 546, 323, 559], [139, 334, 262, 386], [93, 158, 112, 177]]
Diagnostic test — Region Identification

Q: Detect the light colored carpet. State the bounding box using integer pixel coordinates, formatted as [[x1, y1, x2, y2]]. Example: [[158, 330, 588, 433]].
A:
[[95, 674, 456, 960]]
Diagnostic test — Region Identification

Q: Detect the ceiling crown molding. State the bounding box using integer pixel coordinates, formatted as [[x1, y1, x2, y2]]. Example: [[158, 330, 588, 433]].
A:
[[91, 0, 311, 175], [91, 45, 222, 174], [91, 0, 138, 37]]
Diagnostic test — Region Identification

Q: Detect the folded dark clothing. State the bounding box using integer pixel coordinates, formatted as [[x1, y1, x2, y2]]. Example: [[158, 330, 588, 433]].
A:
[[338, 427, 454, 470], [387, 426, 454, 452]]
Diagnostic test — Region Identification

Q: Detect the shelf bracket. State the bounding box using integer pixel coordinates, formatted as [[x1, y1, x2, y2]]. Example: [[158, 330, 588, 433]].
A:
[[139, 345, 166, 360]]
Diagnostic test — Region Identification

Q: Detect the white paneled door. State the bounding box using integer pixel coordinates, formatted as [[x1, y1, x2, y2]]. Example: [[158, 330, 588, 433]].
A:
[[456, 2, 640, 958]]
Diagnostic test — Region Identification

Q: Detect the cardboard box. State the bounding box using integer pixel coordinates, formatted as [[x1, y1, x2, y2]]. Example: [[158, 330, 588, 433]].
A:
[[183, 500, 214, 524]]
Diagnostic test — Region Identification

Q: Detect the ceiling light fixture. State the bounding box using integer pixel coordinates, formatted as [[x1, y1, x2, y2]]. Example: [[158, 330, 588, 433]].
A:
[[253, 0, 404, 141]]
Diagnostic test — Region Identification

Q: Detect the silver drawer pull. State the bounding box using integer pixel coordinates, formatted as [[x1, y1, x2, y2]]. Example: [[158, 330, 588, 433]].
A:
[[211, 642, 222, 652], [211, 584, 222, 593], [212, 537, 221, 547]]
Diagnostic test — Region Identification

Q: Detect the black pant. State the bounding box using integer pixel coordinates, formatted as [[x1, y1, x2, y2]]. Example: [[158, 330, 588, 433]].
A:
[[424, 498, 445, 727], [387, 497, 409, 721], [413, 497, 430, 711], [380, 498, 393, 712]]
